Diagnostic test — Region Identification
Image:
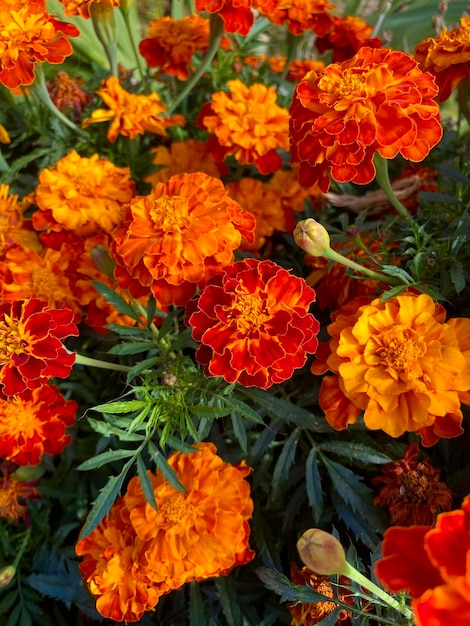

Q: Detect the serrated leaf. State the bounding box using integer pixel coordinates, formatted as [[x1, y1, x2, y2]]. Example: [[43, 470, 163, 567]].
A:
[[230, 413, 247, 454], [136, 454, 158, 510], [93, 400, 149, 414], [224, 396, 264, 423], [331, 492, 381, 551], [305, 448, 323, 523], [214, 576, 242, 626], [77, 448, 136, 471], [450, 261, 466, 295], [380, 265, 413, 283], [189, 404, 232, 418], [318, 442, 391, 465], [87, 417, 144, 441], [92, 281, 141, 321], [126, 356, 160, 382], [270, 428, 301, 500], [152, 450, 185, 492], [108, 341, 156, 355], [380, 285, 408, 301]]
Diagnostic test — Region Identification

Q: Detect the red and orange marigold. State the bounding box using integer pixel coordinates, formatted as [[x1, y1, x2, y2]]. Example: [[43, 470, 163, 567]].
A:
[[198, 79, 290, 175], [375, 494, 470, 626], [111, 172, 256, 306], [0, 184, 41, 257], [311, 292, 470, 444], [254, 0, 334, 36], [0, 2, 79, 89], [315, 15, 382, 62], [0, 299, 78, 396], [186, 258, 320, 389], [195, 0, 254, 35], [0, 461, 40, 523], [0, 383, 77, 465], [58, 0, 119, 19], [290, 47, 442, 191]]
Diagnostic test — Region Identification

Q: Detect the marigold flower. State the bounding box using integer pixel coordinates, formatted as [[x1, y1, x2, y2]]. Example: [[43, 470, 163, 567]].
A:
[[186, 258, 319, 389], [33, 150, 135, 235], [265, 166, 323, 215], [144, 139, 222, 186], [198, 79, 290, 175], [288, 564, 353, 626], [0, 461, 40, 523], [290, 47, 443, 191], [373, 443, 452, 526], [414, 17, 470, 101], [0, 3, 79, 90], [0, 383, 76, 465], [46, 70, 91, 121], [82, 77, 185, 143], [310, 292, 470, 443], [111, 172, 256, 306], [254, 0, 334, 36], [0, 123, 10, 144], [0, 184, 41, 256], [195, 0, 254, 35], [76, 443, 254, 622], [315, 15, 382, 62], [375, 494, 470, 626], [0, 298, 78, 396], [58, 0, 119, 19]]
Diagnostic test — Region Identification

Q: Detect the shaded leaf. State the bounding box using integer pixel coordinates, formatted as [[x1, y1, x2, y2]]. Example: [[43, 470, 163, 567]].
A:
[[305, 448, 323, 524], [318, 442, 391, 465], [136, 453, 157, 510], [77, 448, 136, 471]]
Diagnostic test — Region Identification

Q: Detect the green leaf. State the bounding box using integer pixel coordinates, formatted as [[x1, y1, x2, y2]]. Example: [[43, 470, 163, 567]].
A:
[[93, 400, 149, 414], [270, 427, 301, 502], [92, 281, 141, 322], [214, 576, 242, 626], [318, 442, 392, 465], [87, 417, 144, 441], [189, 404, 232, 418], [126, 356, 160, 383], [230, 412, 248, 453], [108, 341, 156, 355], [224, 396, 264, 423], [150, 446, 186, 492], [305, 448, 323, 524], [136, 453, 158, 510], [77, 448, 136, 471], [189, 581, 205, 626], [450, 261, 466, 295]]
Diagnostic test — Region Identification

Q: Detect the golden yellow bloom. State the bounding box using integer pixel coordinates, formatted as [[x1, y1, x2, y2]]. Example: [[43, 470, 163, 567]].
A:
[[82, 77, 185, 143]]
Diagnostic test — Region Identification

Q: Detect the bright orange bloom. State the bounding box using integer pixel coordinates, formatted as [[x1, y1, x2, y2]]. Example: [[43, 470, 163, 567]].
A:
[[0, 123, 10, 144], [315, 15, 382, 62], [242, 55, 325, 82], [186, 258, 320, 389], [82, 77, 185, 143], [76, 443, 254, 622], [58, 0, 119, 19], [198, 79, 290, 174], [265, 166, 324, 222], [0, 462, 39, 523], [111, 172, 256, 306], [310, 292, 470, 443], [254, 0, 334, 36], [34, 150, 135, 235], [290, 47, 442, 191], [375, 494, 470, 626], [145, 139, 222, 186], [0, 383, 76, 465], [0, 184, 42, 257], [46, 70, 91, 121], [195, 0, 254, 35], [414, 17, 470, 101], [0, 3, 79, 90], [373, 443, 452, 526], [0, 299, 78, 396]]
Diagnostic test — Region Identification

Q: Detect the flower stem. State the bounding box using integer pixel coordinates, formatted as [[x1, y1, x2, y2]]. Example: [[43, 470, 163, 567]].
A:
[[31, 66, 84, 134], [74, 354, 131, 373], [342, 561, 413, 621], [373, 153, 416, 227], [323, 247, 402, 286], [119, 2, 145, 81], [168, 13, 224, 114]]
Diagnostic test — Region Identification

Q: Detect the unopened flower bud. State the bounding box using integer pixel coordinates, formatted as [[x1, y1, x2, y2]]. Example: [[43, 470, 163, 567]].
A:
[[297, 529, 346, 575], [0, 565, 15, 588], [293, 219, 331, 257]]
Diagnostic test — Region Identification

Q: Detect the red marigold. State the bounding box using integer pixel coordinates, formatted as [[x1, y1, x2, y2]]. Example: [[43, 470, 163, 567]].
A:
[[195, 0, 254, 35], [310, 292, 470, 443], [290, 47, 442, 191], [46, 70, 91, 121], [186, 258, 320, 389], [111, 172, 256, 306], [0, 299, 78, 396], [0, 3, 79, 90], [0, 461, 40, 523], [375, 494, 470, 626], [315, 15, 381, 62], [0, 383, 77, 465], [254, 0, 334, 36], [414, 17, 470, 101], [198, 79, 290, 175], [373, 443, 452, 526]]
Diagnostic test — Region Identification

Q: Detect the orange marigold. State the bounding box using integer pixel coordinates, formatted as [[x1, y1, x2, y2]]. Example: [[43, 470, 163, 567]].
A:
[[111, 172, 256, 306], [375, 494, 470, 626], [254, 0, 334, 36], [82, 77, 185, 143], [290, 47, 443, 191], [195, 0, 254, 35], [315, 15, 382, 62], [0, 3, 79, 89], [414, 17, 470, 101], [144, 139, 222, 186], [58, 0, 119, 19], [186, 258, 320, 389], [0, 383, 76, 465], [0, 298, 78, 396], [373, 443, 452, 526], [33, 150, 135, 235], [0, 462, 39, 523], [76, 443, 254, 622], [198, 79, 290, 174], [310, 292, 470, 444], [0, 184, 41, 256]]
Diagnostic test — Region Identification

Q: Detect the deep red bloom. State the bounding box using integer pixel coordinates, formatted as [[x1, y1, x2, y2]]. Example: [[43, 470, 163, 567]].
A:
[[186, 258, 319, 389], [0, 299, 78, 396], [195, 0, 254, 35]]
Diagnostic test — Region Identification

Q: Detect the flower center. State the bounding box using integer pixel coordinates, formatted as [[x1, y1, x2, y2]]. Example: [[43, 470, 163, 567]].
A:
[[0, 316, 26, 365], [160, 492, 194, 525], [0, 396, 36, 439], [231, 286, 270, 333], [311, 579, 337, 620], [31, 267, 63, 301], [400, 468, 434, 502], [336, 73, 365, 99], [377, 328, 426, 374], [150, 195, 190, 231]]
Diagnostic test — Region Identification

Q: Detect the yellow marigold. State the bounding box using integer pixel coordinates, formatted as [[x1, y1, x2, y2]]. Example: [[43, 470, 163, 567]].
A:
[[58, 0, 119, 19], [34, 150, 135, 234], [82, 77, 185, 143], [254, 0, 334, 36], [198, 79, 290, 174], [414, 16, 470, 101], [111, 172, 256, 306], [0, 184, 42, 257], [311, 292, 470, 444], [145, 139, 222, 186]]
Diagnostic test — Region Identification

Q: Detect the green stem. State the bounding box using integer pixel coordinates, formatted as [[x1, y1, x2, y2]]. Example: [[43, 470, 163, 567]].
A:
[[74, 354, 131, 373], [342, 561, 413, 621], [281, 31, 302, 82], [31, 66, 84, 134], [120, 3, 145, 81], [323, 247, 402, 286], [91, 4, 119, 77], [372, 0, 392, 37], [12, 528, 31, 570], [168, 13, 224, 114], [373, 153, 416, 227]]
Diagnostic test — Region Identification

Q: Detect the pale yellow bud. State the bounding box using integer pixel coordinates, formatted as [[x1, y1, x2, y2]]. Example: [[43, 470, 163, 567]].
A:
[[293, 219, 331, 257], [0, 566, 15, 588], [297, 529, 346, 575]]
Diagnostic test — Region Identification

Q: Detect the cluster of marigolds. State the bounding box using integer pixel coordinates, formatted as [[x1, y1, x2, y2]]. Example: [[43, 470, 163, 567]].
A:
[[1, 0, 470, 624]]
